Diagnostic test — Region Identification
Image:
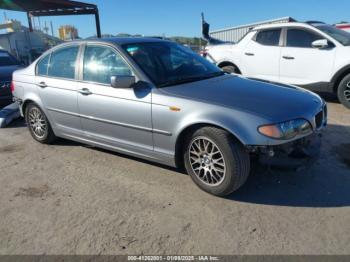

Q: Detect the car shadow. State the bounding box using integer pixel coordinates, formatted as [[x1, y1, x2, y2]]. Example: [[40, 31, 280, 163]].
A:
[[2, 117, 26, 128], [229, 123, 350, 208], [228, 164, 350, 208], [5, 119, 350, 207]]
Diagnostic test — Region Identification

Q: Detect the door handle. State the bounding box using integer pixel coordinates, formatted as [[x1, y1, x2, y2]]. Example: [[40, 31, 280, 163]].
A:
[[77, 88, 92, 95], [282, 56, 295, 60], [36, 81, 47, 88], [245, 52, 255, 56]]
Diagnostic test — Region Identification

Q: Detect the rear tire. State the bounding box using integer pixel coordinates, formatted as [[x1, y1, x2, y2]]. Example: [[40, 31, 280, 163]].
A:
[[337, 74, 350, 109], [183, 127, 250, 196], [25, 103, 56, 144], [221, 65, 240, 74]]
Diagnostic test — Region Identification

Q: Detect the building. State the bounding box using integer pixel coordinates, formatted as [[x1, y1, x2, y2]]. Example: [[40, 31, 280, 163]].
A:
[[209, 17, 294, 43], [209, 17, 350, 43], [58, 25, 79, 40], [0, 19, 62, 64]]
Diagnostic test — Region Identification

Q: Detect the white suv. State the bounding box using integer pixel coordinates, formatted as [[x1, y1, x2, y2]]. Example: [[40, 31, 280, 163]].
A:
[[205, 22, 350, 108]]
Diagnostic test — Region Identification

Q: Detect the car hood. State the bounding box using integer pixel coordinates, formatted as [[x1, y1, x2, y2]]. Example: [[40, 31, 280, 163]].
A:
[[0, 65, 21, 81], [160, 75, 323, 121]]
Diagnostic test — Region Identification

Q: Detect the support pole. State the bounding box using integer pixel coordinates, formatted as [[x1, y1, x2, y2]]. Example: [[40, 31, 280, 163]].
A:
[[27, 12, 33, 32], [94, 9, 101, 38]]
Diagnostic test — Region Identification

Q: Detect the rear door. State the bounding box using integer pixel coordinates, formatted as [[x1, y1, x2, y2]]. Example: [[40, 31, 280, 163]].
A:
[[77, 44, 153, 152], [241, 28, 282, 81], [279, 28, 336, 88], [36, 44, 82, 135]]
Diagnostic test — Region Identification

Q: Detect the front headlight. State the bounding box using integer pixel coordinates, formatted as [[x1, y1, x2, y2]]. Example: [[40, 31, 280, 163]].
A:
[[258, 119, 312, 140]]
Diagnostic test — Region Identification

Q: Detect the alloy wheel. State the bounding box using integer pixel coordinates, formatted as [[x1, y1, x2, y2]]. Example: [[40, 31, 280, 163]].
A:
[[188, 137, 226, 186], [345, 81, 350, 102], [28, 107, 47, 139]]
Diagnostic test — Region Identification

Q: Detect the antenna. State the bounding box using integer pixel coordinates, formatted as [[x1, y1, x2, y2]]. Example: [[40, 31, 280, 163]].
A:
[[201, 12, 205, 24]]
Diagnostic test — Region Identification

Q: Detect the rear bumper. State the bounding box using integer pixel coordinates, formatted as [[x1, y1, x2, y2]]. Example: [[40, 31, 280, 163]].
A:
[[257, 133, 322, 169], [12, 97, 24, 116]]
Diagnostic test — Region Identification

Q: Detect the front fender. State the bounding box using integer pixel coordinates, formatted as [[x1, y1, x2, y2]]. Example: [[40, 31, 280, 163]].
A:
[[174, 105, 270, 146], [331, 63, 350, 88]]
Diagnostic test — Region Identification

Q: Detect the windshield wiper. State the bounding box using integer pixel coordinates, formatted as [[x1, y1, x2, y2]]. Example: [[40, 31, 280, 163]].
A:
[[158, 71, 225, 88]]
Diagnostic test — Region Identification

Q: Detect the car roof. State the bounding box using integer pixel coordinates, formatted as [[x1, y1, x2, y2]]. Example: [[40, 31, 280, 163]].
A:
[[253, 22, 322, 30], [59, 37, 168, 46], [103, 37, 168, 45]]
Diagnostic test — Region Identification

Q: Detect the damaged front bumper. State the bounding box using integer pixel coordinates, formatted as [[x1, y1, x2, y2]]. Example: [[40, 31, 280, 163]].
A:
[[249, 133, 322, 169]]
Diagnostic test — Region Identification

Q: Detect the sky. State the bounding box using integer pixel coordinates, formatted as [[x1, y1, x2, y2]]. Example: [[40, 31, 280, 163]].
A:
[[1, 0, 350, 38]]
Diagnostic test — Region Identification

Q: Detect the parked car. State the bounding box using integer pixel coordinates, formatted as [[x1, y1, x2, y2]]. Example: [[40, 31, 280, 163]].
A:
[[0, 49, 22, 107], [12, 38, 326, 196], [203, 22, 350, 109]]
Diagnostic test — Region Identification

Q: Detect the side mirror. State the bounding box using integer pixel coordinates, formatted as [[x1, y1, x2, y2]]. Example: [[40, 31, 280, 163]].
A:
[[312, 39, 329, 49], [111, 75, 136, 88]]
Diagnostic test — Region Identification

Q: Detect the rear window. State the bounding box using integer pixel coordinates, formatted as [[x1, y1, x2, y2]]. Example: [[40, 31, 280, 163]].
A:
[[47, 46, 79, 79], [255, 29, 281, 46], [0, 52, 20, 66]]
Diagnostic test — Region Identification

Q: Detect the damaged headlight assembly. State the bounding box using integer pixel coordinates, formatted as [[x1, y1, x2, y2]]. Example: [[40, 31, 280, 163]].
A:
[[258, 119, 312, 140]]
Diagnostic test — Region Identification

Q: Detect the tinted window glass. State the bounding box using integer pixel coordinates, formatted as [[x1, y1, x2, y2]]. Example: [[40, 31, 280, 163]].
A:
[[123, 42, 223, 87], [83, 45, 132, 84], [48, 46, 79, 79], [287, 29, 322, 48], [256, 29, 281, 46], [37, 54, 50, 76], [316, 24, 350, 46]]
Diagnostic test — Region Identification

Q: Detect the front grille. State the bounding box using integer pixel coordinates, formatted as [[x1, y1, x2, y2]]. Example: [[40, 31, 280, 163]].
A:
[[315, 105, 327, 129]]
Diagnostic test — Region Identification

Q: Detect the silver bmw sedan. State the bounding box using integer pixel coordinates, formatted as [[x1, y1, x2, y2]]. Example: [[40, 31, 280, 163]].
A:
[[11, 38, 326, 196]]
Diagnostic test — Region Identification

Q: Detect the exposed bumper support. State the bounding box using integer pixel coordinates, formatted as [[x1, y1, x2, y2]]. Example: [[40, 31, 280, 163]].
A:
[[251, 133, 322, 170]]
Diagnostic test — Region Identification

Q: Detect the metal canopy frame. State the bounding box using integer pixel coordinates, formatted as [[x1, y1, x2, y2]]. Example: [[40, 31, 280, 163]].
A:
[[0, 0, 101, 38]]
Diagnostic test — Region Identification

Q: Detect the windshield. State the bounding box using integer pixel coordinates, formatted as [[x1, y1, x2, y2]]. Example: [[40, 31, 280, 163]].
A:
[[122, 41, 224, 87], [0, 51, 20, 66], [316, 24, 350, 46]]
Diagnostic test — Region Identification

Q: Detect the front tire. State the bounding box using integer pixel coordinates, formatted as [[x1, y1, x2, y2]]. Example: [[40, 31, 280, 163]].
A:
[[25, 103, 56, 144], [221, 65, 240, 74], [337, 74, 350, 109], [184, 127, 250, 196]]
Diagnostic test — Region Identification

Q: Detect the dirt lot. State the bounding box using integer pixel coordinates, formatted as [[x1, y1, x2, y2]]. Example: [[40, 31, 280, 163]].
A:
[[0, 97, 349, 255]]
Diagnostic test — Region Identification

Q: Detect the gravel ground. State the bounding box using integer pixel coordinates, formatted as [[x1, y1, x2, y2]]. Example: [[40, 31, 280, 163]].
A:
[[0, 98, 349, 255]]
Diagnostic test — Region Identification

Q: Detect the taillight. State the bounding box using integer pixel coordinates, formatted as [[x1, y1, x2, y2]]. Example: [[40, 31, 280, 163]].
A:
[[10, 81, 15, 93]]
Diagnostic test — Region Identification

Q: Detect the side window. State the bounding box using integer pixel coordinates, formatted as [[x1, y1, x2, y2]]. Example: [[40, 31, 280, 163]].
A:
[[47, 46, 79, 79], [37, 54, 50, 76], [287, 29, 322, 48], [255, 29, 281, 46], [83, 45, 132, 84]]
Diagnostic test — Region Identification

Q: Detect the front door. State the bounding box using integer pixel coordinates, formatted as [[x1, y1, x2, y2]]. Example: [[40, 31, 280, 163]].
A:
[[279, 28, 336, 88], [77, 44, 153, 153]]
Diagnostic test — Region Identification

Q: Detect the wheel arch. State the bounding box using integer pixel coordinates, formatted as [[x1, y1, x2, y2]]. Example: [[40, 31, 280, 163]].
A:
[[22, 95, 46, 115], [174, 122, 245, 168], [22, 99, 37, 115], [331, 65, 350, 92], [217, 61, 242, 74]]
